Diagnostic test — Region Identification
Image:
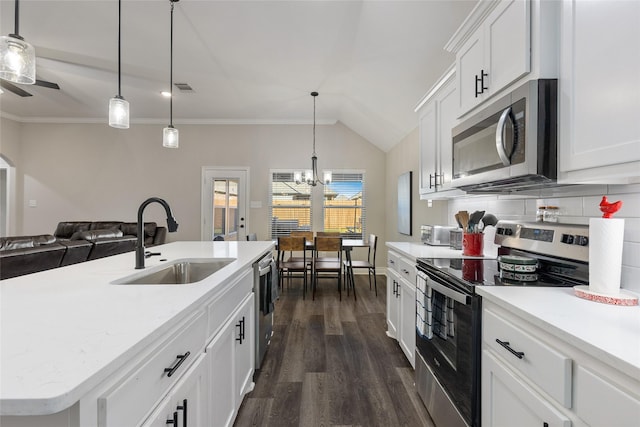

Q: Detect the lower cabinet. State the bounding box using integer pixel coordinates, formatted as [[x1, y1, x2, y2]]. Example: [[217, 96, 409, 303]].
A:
[[482, 299, 640, 427], [386, 250, 416, 368], [142, 353, 209, 427], [208, 293, 255, 427]]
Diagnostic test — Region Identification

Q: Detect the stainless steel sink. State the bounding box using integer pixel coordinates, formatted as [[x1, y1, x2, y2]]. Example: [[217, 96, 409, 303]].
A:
[[113, 258, 235, 285]]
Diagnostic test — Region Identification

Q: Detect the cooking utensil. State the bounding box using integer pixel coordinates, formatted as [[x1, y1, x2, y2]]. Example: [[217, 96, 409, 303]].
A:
[[481, 213, 498, 227], [454, 213, 463, 229], [468, 210, 485, 233], [458, 211, 469, 232]]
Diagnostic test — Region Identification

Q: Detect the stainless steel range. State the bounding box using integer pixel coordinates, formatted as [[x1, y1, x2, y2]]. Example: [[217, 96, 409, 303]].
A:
[[415, 221, 590, 427]]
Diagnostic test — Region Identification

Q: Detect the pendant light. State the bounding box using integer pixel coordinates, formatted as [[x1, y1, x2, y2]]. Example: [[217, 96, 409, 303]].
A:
[[108, 0, 129, 129], [296, 92, 331, 186], [163, 0, 179, 148], [0, 0, 36, 84]]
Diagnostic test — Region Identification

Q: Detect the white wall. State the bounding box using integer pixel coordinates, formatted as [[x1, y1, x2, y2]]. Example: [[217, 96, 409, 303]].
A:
[[1, 118, 386, 262]]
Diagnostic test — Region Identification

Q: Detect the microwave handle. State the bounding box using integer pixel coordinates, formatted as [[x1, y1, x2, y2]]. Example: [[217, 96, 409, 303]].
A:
[[496, 107, 513, 166]]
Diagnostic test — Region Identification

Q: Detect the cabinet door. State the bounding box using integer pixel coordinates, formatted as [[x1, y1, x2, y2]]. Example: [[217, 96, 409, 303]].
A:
[[234, 294, 255, 407], [437, 79, 458, 191], [386, 268, 401, 339], [457, 30, 485, 114], [399, 277, 416, 368], [419, 102, 438, 195], [207, 318, 236, 427], [142, 353, 209, 427], [485, 0, 530, 96], [482, 350, 571, 427], [559, 0, 640, 182]]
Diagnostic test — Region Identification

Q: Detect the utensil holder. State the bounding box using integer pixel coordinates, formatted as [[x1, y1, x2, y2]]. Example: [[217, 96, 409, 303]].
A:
[[462, 232, 483, 256]]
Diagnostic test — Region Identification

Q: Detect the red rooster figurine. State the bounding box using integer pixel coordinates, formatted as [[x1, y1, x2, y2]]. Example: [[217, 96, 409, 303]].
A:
[[599, 196, 623, 218]]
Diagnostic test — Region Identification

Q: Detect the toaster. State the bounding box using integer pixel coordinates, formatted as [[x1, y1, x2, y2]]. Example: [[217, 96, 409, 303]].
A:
[[421, 225, 458, 246]]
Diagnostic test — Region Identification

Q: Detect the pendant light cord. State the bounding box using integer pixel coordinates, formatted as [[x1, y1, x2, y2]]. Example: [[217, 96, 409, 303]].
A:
[[12, 0, 20, 37], [169, 0, 174, 127], [312, 94, 316, 156], [117, 0, 121, 97]]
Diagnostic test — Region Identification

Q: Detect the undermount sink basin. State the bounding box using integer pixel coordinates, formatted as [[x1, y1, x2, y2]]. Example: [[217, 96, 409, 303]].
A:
[[114, 258, 235, 285]]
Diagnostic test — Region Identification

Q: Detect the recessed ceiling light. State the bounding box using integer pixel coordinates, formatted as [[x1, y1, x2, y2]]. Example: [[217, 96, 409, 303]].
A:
[[160, 91, 172, 97]]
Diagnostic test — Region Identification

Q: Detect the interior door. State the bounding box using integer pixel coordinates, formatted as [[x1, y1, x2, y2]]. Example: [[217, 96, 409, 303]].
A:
[[202, 167, 249, 241]]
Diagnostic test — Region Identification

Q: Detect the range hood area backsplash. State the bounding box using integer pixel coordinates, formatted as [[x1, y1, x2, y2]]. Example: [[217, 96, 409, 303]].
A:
[[446, 184, 640, 294]]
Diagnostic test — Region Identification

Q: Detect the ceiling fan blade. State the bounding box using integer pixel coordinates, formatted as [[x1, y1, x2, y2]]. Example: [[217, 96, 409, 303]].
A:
[[0, 80, 33, 97], [34, 79, 61, 90]]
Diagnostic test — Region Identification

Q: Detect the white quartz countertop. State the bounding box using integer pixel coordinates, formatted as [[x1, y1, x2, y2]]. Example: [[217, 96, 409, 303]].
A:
[[386, 241, 492, 260], [477, 287, 640, 381], [0, 241, 274, 416]]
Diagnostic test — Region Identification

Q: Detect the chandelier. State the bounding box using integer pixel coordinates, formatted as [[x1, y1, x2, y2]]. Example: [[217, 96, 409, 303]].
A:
[[295, 92, 331, 186]]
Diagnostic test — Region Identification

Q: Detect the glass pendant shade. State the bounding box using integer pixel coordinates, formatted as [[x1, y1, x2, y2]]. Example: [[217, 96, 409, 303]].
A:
[[323, 171, 332, 185], [0, 35, 35, 84], [108, 96, 130, 129], [163, 125, 179, 148], [294, 171, 303, 184]]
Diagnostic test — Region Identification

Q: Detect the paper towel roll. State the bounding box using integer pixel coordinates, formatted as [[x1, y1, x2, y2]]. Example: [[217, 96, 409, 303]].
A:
[[483, 226, 499, 259], [589, 218, 625, 294]]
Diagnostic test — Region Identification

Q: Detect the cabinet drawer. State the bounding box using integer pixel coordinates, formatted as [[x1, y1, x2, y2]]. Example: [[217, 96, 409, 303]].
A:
[[397, 257, 416, 286], [98, 311, 207, 427], [575, 366, 640, 427], [483, 309, 572, 407], [207, 268, 252, 339], [388, 251, 400, 272]]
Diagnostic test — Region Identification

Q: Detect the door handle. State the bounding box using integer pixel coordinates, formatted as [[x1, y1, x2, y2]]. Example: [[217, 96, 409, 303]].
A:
[[166, 411, 178, 425], [496, 339, 525, 359], [164, 352, 190, 377], [176, 399, 187, 427], [496, 107, 513, 166]]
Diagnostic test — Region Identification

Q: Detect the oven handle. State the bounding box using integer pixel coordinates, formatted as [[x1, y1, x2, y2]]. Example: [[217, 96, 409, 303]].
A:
[[417, 271, 470, 305]]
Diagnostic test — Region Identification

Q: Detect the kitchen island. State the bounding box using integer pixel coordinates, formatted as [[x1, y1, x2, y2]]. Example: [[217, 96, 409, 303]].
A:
[[1, 240, 275, 427]]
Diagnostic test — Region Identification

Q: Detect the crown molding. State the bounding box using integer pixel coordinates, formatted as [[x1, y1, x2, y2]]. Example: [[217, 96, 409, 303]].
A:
[[444, 0, 500, 53]]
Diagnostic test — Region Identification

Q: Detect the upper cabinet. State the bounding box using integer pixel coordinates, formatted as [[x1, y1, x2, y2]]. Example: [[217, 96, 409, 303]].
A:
[[446, 0, 559, 118], [417, 66, 463, 199], [558, 0, 640, 184]]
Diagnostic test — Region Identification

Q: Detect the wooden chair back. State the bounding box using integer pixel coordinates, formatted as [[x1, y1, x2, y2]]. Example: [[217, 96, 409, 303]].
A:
[[278, 236, 306, 252], [291, 231, 314, 241], [316, 231, 340, 237], [314, 236, 342, 253]]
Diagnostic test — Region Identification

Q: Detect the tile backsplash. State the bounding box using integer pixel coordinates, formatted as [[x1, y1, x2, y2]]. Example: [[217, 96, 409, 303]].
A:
[[447, 184, 640, 293]]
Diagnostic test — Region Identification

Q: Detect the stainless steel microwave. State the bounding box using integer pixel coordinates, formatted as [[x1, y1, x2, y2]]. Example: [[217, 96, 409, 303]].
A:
[[451, 79, 557, 193]]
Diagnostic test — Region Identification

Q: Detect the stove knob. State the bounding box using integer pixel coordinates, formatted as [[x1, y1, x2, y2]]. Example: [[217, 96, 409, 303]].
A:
[[505, 228, 514, 236], [562, 234, 574, 244], [575, 235, 589, 246], [497, 227, 505, 235]]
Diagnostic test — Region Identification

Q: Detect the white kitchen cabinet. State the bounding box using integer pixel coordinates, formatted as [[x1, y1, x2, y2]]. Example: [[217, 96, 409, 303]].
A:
[[208, 293, 255, 427], [386, 264, 401, 340], [141, 353, 209, 427], [386, 250, 416, 368], [398, 277, 416, 368], [558, 0, 640, 184], [482, 350, 571, 427], [455, 0, 530, 114], [446, 0, 559, 118], [482, 299, 640, 427], [417, 66, 463, 199]]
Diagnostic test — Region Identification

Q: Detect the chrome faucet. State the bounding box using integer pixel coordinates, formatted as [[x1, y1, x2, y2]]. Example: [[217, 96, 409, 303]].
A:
[[136, 197, 179, 269]]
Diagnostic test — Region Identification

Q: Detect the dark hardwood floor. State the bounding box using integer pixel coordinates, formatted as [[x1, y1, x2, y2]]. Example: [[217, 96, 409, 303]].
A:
[[234, 275, 435, 427]]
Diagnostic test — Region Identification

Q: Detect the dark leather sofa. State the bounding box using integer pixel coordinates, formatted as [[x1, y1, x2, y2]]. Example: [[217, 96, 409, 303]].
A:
[[0, 221, 167, 280]]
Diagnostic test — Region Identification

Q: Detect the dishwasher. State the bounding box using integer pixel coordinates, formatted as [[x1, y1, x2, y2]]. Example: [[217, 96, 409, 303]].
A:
[[253, 252, 276, 369]]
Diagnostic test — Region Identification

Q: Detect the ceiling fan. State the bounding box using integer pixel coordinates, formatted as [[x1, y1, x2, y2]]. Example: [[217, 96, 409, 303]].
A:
[[0, 0, 60, 97], [0, 78, 60, 97]]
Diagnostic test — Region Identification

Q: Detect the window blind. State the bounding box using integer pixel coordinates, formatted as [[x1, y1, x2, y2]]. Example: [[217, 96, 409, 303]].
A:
[[269, 171, 312, 239], [323, 172, 365, 240]]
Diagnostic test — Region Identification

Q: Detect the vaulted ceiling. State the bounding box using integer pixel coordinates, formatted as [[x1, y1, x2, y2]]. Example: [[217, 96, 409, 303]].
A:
[[0, 0, 476, 152]]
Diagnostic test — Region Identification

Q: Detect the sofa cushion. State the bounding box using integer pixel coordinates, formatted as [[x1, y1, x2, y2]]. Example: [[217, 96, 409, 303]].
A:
[[0, 237, 35, 251], [71, 229, 124, 241], [89, 222, 124, 232], [54, 222, 91, 239], [120, 222, 157, 238]]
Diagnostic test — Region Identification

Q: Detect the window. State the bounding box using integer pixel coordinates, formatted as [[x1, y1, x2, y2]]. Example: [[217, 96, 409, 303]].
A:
[[270, 172, 312, 238], [213, 179, 239, 240], [323, 172, 365, 240]]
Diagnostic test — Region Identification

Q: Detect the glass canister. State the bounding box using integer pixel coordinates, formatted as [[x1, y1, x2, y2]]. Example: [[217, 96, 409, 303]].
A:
[[536, 206, 546, 222], [543, 206, 559, 222]]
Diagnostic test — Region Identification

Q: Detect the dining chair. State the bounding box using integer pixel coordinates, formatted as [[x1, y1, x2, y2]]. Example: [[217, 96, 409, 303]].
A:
[[314, 231, 340, 262], [344, 234, 378, 296], [288, 231, 314, 270], [312, 236, 343, 300], [277, 236, 308, 298]]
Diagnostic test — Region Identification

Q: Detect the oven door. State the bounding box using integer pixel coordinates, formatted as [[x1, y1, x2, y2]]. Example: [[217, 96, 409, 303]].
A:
[[416, 269, 481, 427]]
